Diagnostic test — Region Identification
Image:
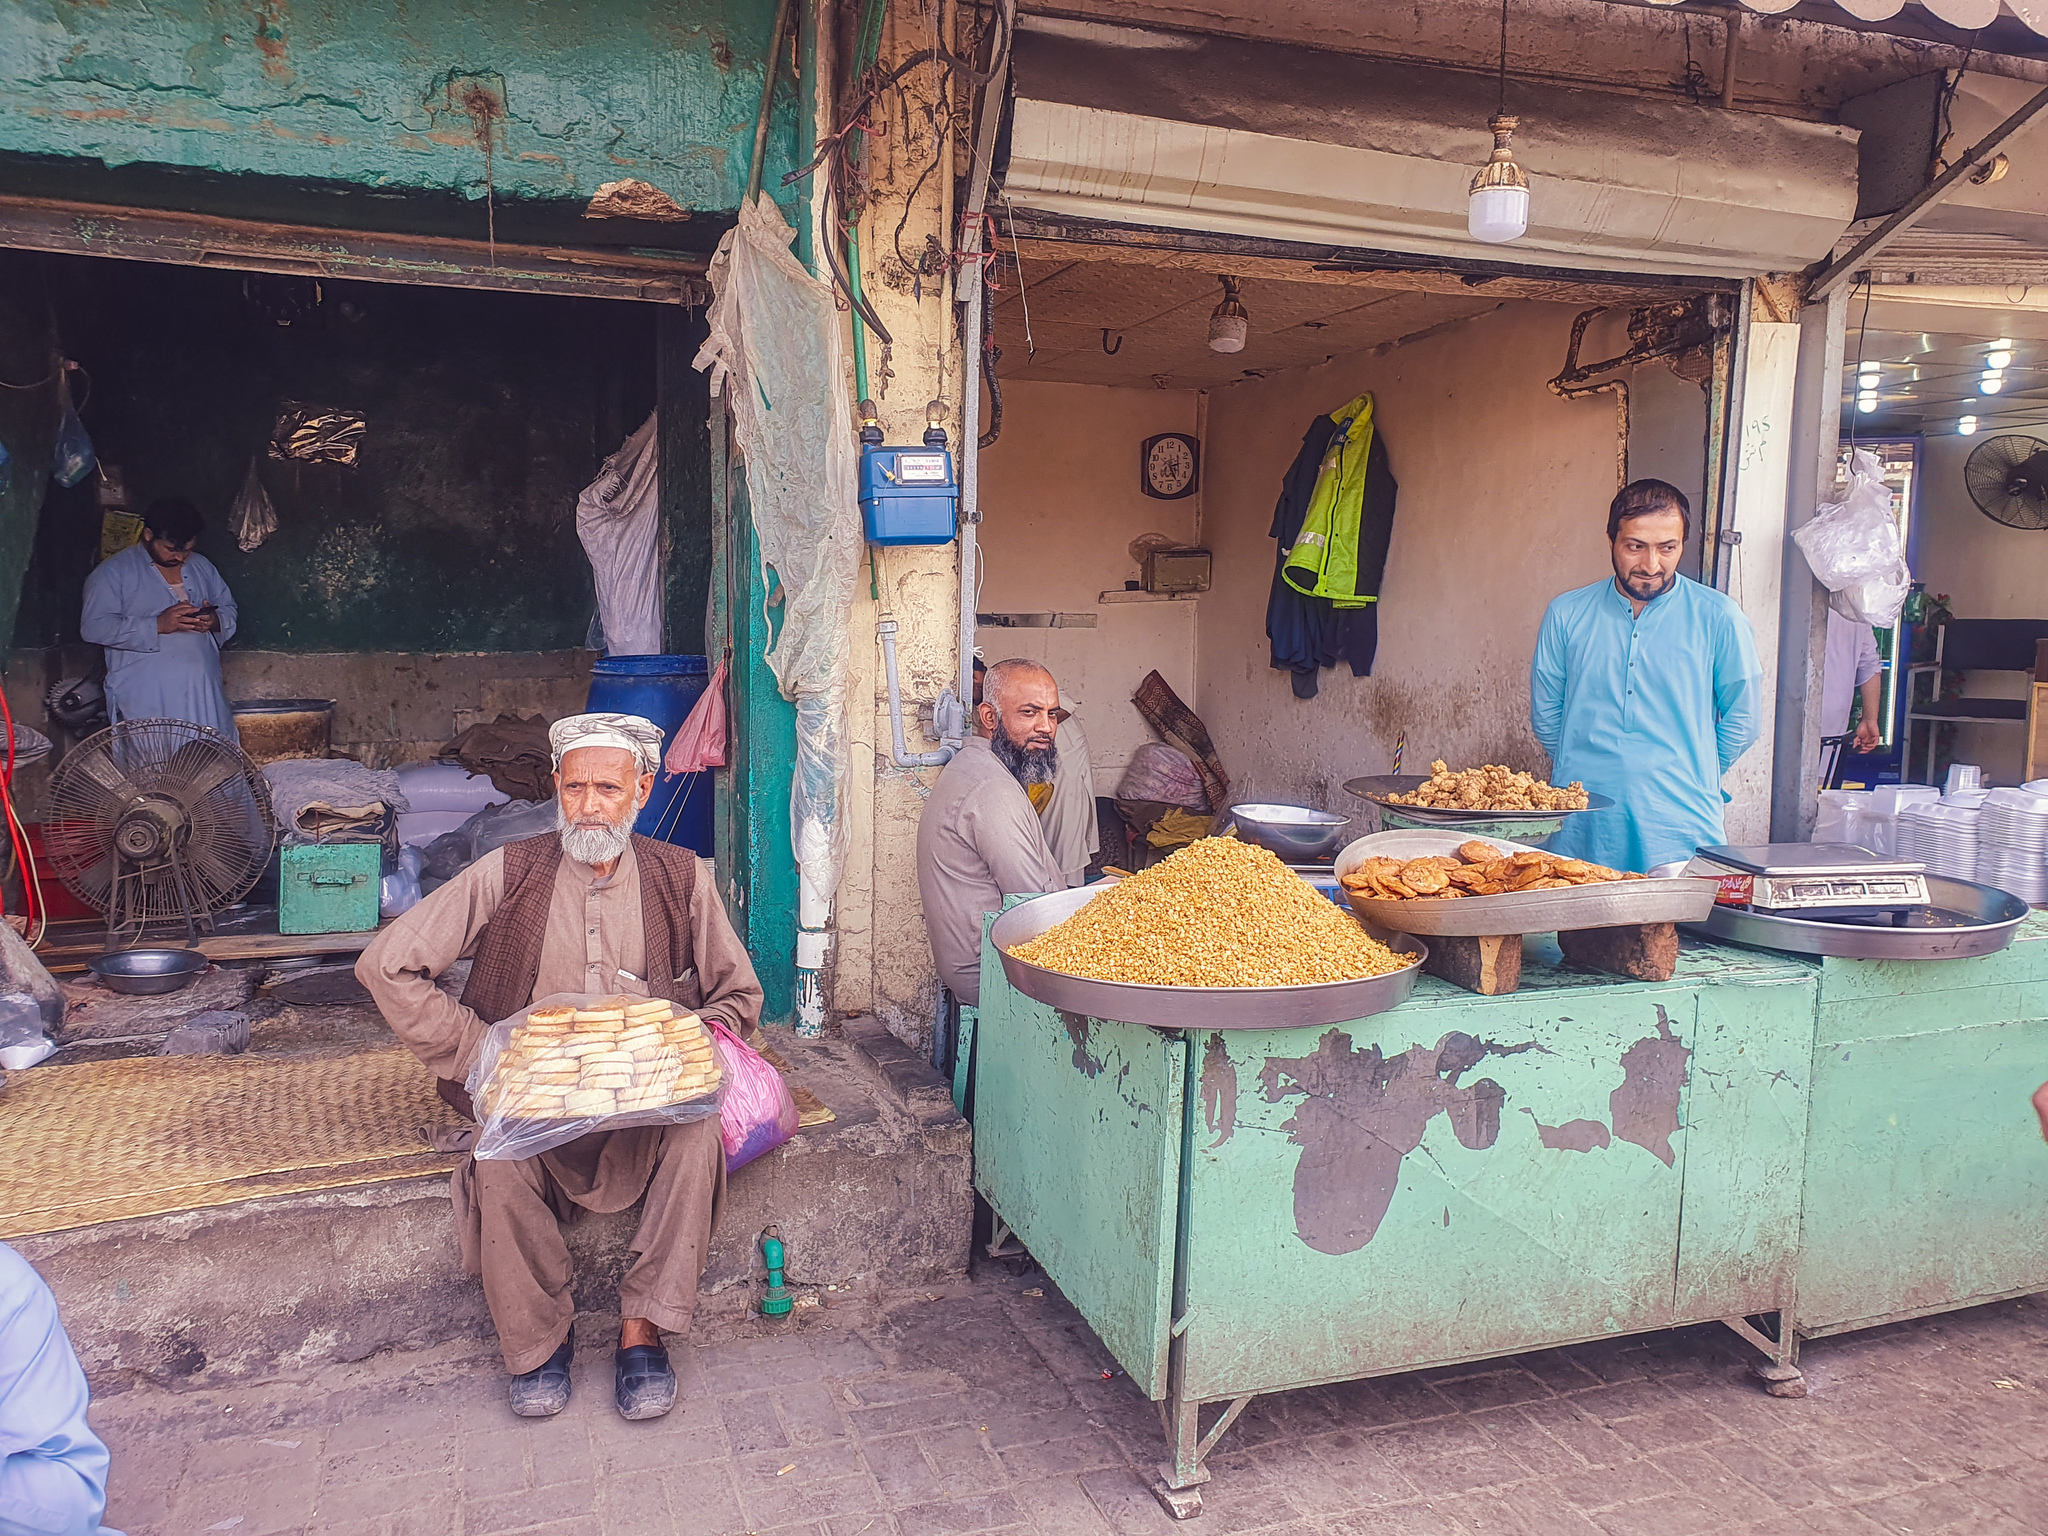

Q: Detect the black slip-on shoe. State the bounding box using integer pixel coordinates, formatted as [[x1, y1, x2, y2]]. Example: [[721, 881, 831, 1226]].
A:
[[509, 1327, 574, 1418], [614, 1342, 677, 1420]]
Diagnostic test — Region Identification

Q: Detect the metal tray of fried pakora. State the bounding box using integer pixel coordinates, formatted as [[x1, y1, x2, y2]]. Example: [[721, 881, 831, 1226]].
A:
[[1342, 774, 1614, 823], [988, 884, 1427, 1030], [1333, 832, 1718, 937]]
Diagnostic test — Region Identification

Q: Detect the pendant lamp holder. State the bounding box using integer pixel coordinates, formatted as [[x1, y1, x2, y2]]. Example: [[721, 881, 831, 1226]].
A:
[[1207, 275, 1249, 354], [1470, 115, 1529, 198], [1467, 0, 1529, 245]]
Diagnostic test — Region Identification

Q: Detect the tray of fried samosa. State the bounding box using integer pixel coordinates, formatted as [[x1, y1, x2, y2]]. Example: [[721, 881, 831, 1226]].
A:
[[1333, 832, 1718, 937]]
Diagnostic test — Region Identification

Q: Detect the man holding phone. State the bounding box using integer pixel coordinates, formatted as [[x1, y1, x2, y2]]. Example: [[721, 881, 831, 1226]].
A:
[[81, 497, 240, 738]]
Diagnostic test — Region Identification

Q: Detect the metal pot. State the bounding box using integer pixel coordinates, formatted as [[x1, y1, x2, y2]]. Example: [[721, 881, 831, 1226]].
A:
[[1227, 803, 1351, 862], [87, 948, 208, 996]]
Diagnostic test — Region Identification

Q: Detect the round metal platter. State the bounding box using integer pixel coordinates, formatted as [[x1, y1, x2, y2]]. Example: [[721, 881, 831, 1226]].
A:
[[987, 884, 1426, 1030], [1682, 875, 2030, 960], [1333, 831, 1718, 937], [1342, 775, 1614, 824]]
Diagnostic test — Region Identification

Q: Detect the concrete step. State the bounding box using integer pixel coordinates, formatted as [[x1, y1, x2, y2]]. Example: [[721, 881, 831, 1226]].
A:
[[22, 1018, 971, 1392]]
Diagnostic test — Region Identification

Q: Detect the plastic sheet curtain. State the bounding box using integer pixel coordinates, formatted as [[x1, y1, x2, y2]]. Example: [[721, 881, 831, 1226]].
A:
[[1646, 0, 2048, 34], [694, 196, 863, 910]]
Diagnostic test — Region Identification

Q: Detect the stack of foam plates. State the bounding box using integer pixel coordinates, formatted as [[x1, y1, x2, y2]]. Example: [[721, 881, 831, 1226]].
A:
[[1895, 799, 1936, 864], [1976, 786, 2048, 904], [1921, 792, 1988, 882], [1860, 784, 1940, 858]]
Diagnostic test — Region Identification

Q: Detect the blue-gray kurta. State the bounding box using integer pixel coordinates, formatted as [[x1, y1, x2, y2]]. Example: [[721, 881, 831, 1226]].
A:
[[79, 542, 238, 738], [1530, 574, 1762, 873]]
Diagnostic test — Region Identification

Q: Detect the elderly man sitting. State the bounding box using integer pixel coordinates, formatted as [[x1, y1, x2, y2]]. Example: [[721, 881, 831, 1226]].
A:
[[357, 712, 762, 1420], [916, 658, 1069, 1008]]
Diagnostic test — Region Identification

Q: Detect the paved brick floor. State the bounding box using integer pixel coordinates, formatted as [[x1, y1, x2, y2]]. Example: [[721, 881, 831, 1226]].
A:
[[92, 1271, 2048, 1536]]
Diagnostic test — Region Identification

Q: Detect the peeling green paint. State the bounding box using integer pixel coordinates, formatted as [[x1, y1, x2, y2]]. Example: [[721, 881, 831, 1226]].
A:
[[1, 0, 800, 216]]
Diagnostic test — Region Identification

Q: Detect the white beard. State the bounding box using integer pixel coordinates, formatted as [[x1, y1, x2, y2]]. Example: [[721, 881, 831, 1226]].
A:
[[557, 801, 634, 866]]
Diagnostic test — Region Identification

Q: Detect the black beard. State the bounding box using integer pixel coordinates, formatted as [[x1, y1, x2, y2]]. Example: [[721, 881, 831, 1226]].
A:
[[992, 728, 1057, 786], [1616, 568, 1676, 603]]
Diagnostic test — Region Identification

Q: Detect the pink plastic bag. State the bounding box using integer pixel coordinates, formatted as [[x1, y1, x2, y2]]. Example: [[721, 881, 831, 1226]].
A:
[[711, 1019, 799, 1172], [664, 657, 729, 774]]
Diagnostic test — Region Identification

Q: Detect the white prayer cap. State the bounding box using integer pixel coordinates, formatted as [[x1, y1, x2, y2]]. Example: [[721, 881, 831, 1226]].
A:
[[548, 712, 664, 775]]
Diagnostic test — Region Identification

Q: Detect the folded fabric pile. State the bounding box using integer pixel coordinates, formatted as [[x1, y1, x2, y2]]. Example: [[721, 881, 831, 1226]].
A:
[[439, 713, 554, 804], [262, 759, 407, 840]]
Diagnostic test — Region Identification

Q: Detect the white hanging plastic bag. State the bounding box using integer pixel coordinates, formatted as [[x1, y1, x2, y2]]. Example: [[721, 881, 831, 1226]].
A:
[[230, 455, 278, 552], [1794, 448, 1911, 628], [693, 196, 863, 911], [576, 413, 662, 656], [51, 369, 95, 488]]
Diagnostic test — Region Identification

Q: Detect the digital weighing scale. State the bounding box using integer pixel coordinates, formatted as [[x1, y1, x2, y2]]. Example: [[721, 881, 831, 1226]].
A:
[[1686, 843, 1929, 920]]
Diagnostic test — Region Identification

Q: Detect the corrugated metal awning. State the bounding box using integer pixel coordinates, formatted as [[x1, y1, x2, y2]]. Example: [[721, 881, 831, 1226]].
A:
[[1003, 20, 1861, 281]]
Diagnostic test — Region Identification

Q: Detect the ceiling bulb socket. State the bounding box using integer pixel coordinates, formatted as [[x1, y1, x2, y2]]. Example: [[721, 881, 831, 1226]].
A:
[[1207, 275, 1249, 354]]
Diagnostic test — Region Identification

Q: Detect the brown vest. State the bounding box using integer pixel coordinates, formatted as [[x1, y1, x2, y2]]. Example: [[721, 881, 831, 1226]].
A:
[[439, 833, 702, 1119]]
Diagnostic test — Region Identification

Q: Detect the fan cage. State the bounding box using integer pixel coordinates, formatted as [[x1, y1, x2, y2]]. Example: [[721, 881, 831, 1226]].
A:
[[42, 719, 276, 924], [1965, 433, 2048, 532]]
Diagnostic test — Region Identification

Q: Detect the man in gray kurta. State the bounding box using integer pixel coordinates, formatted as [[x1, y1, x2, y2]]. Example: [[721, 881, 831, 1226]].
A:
[[916, 659, 1069, 1006], [358, 713, 763, 1421]]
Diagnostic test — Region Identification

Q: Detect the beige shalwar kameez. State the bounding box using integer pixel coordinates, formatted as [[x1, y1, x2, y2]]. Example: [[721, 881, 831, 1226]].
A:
[[357, 840, 763, 1373], [915, 734, 1069, 1006]]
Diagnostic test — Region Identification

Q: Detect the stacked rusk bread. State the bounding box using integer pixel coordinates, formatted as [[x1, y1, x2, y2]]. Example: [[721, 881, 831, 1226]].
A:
[[484, 995, 724, 1121]]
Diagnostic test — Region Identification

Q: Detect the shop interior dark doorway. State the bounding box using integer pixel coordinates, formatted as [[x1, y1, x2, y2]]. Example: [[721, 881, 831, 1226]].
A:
[[14, 256, 662, 657]]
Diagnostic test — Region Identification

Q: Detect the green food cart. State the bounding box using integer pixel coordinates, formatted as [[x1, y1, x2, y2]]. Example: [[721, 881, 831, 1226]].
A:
[[971, 916, 2048, 1518]]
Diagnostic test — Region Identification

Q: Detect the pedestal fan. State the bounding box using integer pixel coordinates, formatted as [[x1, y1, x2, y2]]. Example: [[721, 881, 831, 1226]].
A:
[[41, 719, 276, 944]]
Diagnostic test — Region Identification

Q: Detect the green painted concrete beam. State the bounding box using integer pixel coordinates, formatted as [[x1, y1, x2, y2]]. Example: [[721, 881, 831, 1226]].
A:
[[0, 0, 802, 217]]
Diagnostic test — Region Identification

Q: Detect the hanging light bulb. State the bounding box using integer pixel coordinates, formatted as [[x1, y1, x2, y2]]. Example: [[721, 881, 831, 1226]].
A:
[[1470, 118, 1530, 244], [1858, 360, 1881, 380], [1987, 348, 2014, 370], [1982, 372, 2005, 393], [1857, 392, 1879, 413], [1468, 0, 1528, 245], [1207, 276, 1249, 354], [1960, 416, 1979, 435]]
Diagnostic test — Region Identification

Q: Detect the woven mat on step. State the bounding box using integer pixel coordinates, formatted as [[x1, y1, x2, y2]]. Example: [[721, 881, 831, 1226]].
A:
[[0, 1045, 466, 1240]]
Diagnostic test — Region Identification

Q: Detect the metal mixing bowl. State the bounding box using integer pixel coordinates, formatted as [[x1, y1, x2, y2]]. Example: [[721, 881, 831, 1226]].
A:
[[1227, 803, 1351, 862], [87, 948, 208, 996]]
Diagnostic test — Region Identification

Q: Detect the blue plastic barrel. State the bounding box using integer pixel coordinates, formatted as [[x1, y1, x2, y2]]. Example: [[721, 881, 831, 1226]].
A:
[[584, 654, 714, 857]]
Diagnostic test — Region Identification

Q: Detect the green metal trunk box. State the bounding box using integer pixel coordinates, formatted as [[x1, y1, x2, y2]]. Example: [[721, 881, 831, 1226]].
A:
[[279, 841, 381, 935]]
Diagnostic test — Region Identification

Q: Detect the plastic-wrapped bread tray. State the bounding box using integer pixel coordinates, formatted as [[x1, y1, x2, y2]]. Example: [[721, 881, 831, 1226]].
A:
[[468, 991, 725, 1160]]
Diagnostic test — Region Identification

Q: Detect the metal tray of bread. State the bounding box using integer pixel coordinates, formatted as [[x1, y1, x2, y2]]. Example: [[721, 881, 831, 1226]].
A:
[[1342, 774, 1614, 823], [1334, 832, 1719, 937], [987, 884, 1426, 1031]]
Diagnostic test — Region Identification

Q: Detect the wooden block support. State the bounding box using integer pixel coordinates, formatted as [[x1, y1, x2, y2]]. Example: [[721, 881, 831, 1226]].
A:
[[2029, 680, 2048, 783], [1558, 922, 1679, 982], [1422, 934, 1523, 995]]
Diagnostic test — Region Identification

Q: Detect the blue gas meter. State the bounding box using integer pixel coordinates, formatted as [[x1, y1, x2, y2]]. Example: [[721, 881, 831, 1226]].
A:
[[858, 400, 958, 546]]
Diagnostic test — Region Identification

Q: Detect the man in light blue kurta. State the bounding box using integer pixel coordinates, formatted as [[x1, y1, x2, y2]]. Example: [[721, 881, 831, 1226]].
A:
[[1531, 480, 1762, 873], [0, 1242, 120, 1536], [79, 499, 238, 739]]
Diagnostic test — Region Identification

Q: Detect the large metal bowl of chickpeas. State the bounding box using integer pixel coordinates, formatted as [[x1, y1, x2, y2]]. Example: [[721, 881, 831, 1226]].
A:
[[1335, 832, 1719, 937], [991, 837, 1426, 1029]]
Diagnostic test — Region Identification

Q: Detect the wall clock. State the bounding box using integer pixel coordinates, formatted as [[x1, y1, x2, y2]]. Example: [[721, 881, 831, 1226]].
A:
[[1141, 432, 1200, 500]]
